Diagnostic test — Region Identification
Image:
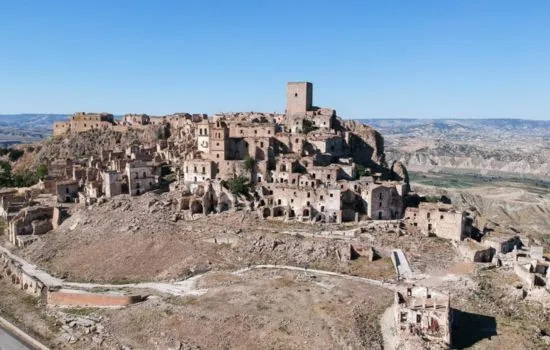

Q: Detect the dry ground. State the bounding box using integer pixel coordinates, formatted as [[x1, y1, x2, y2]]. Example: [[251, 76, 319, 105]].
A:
[[103, 269, 393, 350], [21, 192, 398, 283]]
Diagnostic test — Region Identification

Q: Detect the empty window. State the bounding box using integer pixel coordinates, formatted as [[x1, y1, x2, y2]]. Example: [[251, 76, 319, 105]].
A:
[[321, 206, 325, 212], [306, 201, 310, 206], [327, 174, 331, 180], [216, 154, 220, 158], [379, 193, 383, 200], [307, 192, 310, 198], [416, 314, 421, 323], [278, 199, 282, 205], [254, 130, 258, 134], [320, 195, 324, 200], [427, 212, 431, 219], [202, 166, 205, 173], [260, 142, 264, 148], [294, 93, 298, 97], [440, 215, 444, 220], [330, 193, 333, 197]]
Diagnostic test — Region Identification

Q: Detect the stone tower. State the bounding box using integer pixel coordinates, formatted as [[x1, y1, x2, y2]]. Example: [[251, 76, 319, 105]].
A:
[[286, 82, 313, 116], [209, 120, 228, 161]]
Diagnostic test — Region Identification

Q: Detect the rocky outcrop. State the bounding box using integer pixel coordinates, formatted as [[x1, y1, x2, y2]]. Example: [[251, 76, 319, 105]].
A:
[[342, 119, 387, 172], [35, 128, 161, 164], [390, 161, 409, 183]]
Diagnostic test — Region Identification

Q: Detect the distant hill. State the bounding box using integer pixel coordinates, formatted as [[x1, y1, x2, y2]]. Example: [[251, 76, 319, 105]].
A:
[[358, 119, 550, 177], [0, 114, 69, 147]]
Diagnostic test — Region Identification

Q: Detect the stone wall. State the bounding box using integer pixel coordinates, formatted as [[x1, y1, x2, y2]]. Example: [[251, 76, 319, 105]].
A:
[[514, 262, 535, 289]]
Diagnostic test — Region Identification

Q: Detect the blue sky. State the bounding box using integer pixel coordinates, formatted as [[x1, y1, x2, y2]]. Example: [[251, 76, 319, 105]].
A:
[[1, 1, 550, 119]]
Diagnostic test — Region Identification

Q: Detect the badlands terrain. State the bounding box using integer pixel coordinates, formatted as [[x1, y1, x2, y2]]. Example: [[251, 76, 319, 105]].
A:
[[363, 119, 550, 177]]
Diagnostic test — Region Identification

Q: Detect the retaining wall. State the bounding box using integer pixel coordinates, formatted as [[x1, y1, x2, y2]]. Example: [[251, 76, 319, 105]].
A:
[[46, 289, 144, 307]]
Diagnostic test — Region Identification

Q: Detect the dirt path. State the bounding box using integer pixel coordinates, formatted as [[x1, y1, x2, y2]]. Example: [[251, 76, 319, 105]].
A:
[[2, 243, 396, 297], [380, 304, 397, 350], [233, 264, 396, 290]]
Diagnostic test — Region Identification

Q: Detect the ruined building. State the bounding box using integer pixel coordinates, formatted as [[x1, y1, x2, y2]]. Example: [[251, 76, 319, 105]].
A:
[[394, 286, 452, 348]]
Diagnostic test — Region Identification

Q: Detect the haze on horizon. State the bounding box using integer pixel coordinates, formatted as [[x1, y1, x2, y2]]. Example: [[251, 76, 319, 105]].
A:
[[1, 1, 549, 120]]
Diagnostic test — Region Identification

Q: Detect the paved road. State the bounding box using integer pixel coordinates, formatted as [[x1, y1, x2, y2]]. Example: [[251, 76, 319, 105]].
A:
[[0, 326, 30, 350]]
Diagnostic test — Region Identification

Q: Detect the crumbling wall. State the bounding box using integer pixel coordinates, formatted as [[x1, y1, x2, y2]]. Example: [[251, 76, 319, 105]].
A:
[[514, 263, 535, 288]]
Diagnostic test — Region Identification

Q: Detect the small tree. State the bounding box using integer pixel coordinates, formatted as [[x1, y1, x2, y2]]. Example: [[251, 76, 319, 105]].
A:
[[243, 156, 256, 172], [8, 149, 24, 162], [224, 176, 250, 195], [36, 164, 48, 179], [302, 119, 318, 134]]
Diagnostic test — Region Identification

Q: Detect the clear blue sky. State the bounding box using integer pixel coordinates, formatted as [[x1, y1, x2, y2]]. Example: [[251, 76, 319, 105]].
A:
[[1, 1, 550, 119]]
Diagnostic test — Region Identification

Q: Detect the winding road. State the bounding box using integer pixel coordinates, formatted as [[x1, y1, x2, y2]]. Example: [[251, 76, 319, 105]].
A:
[[0, 326, 30, 350]]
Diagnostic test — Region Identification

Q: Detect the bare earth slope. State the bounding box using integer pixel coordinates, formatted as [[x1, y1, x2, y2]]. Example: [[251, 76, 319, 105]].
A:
[[22, 192, 366, 283], [106, 269, 393, 350]]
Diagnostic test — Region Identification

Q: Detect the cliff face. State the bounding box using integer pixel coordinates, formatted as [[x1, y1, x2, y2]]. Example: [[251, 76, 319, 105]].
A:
[[343, 119, 386, 168]]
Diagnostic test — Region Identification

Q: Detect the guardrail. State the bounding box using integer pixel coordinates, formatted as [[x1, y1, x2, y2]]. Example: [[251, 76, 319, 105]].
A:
[[0, 315, 50, 350]]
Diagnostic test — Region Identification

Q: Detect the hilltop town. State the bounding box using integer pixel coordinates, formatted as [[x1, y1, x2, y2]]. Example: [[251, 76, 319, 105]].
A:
[[1, 83, 549, 349]]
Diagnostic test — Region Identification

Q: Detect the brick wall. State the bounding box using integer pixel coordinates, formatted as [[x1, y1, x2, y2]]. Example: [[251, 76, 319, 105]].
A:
[[46, 290, 144, 307]]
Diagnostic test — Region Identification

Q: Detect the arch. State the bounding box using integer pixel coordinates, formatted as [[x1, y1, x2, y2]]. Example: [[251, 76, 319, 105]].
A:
[[190, 200, 203, 214], [262, 207, 271, 218], [303, 208, 310, 217]]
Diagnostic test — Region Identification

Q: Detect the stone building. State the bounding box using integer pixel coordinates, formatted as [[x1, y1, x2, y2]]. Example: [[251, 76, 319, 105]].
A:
[[394, 286, 452, 347], [123, 114, 150, 125], [481, 232, 521, 254], [0, 189, 29, 220], [405, 203, 466, 241], [56, 179, 79, 203], [366, 183, 404, 220], [458, 238, 494, 262], [53, 112, 116, 135], [6, 205, 62, 247], [102, 171, 127, 198], [126, 162, 156, 196], [182, 159, 215, 183]]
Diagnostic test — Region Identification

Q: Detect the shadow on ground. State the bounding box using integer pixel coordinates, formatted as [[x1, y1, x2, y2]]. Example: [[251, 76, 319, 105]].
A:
[[451, 308, 497, 349]]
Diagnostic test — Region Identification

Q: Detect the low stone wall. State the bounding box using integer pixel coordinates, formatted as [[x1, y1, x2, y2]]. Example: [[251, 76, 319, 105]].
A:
[[514, 263, 535, 289], [46, 289, 144, 308]]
